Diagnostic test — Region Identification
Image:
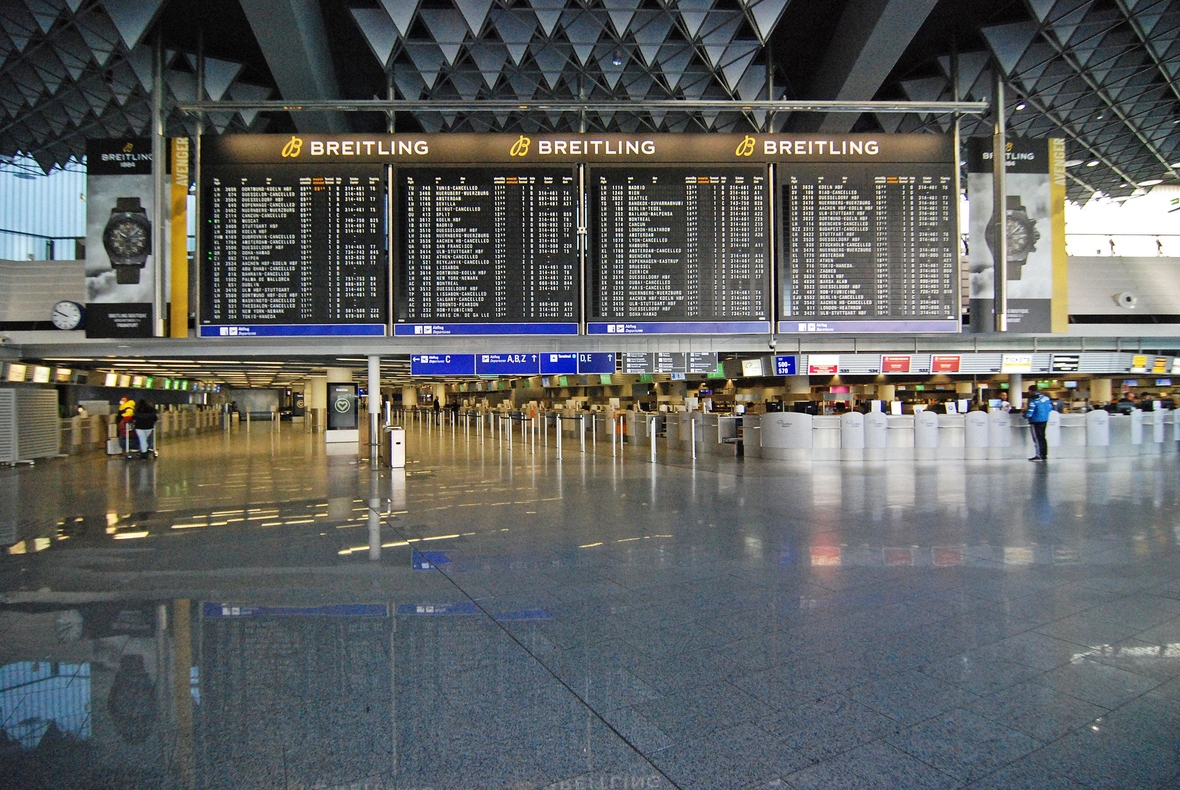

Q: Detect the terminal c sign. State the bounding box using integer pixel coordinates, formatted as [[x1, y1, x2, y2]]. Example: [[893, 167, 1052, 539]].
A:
[[204, 132, 951, 166]]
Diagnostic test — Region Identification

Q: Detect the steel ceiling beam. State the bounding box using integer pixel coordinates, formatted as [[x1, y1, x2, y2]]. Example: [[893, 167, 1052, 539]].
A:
[[1022, 11, 1177, 185], [173, 98, 989, 115], [790, 0, 940, 134]]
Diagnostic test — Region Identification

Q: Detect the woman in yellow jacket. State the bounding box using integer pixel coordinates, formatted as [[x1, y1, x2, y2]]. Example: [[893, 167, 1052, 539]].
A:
[[118, 397, 136, 455]]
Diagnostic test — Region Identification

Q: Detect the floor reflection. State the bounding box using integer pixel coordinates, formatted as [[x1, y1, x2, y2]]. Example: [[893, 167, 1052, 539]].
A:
[[1, 426, 1179, 787]]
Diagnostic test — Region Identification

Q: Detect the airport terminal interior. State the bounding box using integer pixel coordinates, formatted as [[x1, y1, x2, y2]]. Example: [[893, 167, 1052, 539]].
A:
[[3, 0, 1180, 788]]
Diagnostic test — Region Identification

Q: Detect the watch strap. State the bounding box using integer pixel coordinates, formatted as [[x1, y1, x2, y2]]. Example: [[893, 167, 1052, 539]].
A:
[[1006, 195, 1023, 211], [114, 197, 145, 213]]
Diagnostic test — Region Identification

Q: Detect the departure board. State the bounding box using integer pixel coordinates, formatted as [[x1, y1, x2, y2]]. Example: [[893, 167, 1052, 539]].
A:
[[199, 164, 387, 337], [394, 167, 578, 335], [779, 164, 958, 333], [587, 167, 771, 334]]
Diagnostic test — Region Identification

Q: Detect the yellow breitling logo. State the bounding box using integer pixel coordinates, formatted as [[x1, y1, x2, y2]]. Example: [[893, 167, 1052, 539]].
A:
[[735, 135, 756, 156], [509, 135, 531, 157], [281, 136, 304, 158]]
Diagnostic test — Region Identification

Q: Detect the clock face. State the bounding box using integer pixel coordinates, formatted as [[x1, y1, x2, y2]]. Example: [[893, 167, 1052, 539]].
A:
[[51, 301, 83, 330], [107, 218, 149, 257]]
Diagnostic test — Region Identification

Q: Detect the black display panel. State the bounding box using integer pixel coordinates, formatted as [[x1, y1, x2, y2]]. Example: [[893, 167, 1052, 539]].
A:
[[394, 167, 578, 335], [779, 164, 958, 333], [200, 164, 387, 337], [587, 167, 771, 335]]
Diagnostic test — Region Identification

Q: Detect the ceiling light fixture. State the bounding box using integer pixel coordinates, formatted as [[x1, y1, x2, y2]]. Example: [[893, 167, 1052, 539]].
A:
[[1086, 160, 1099, 167], [1014, 101, 1026, 111]]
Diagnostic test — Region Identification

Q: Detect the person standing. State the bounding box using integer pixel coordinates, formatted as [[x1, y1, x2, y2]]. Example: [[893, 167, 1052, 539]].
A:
[[117, 397, 136, 455], [1024, 384, 1052, 461], [133, 399, 158, 459]]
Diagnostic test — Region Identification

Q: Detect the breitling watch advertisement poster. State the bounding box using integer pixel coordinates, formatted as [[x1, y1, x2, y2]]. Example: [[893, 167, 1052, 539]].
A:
[[967, 137, 1067, 333], [85, 138, 155, 338]]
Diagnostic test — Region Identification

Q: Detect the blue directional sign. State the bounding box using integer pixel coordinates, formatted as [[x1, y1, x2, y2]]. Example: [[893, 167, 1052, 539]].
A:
[[540, 353, 578, 375], [577, 353, 616, 374], [774, 355, 798, 376], [587, 321, 770, 335], [475, 353, 540, 376], [410, 354, 476, 376]]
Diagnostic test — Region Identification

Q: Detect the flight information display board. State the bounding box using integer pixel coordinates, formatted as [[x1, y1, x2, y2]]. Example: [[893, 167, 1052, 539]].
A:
[[200, 163, 387, 337], [779, 163, 958, 333], [587, 167, 771, 335], [394, 167, 578, 335]]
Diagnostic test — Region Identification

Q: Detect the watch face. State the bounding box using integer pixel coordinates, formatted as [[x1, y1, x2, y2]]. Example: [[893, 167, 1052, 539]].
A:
[[51, 301, 82, 330], [106, 218, 149, 258], [1006, 216, 1034, 255]]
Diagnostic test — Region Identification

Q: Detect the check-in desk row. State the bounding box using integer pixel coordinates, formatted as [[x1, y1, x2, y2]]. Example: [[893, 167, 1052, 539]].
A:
[[749, 409, 1177, 461]]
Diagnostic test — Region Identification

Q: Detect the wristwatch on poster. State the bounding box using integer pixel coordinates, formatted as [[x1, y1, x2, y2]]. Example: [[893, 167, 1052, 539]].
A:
[[103, 196, 151, 284], [985, 195, 1040, 281]]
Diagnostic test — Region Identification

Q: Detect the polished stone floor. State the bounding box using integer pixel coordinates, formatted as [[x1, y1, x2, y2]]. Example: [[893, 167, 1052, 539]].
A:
[[2, 418, 1180, 789]]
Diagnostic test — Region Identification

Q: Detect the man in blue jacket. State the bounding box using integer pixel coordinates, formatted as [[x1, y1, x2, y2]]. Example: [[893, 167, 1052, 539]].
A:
[[1024, 384, 1052, 461]]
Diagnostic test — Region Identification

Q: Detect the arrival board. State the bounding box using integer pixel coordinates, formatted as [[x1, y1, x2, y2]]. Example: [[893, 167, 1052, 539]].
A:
[[395, 167, 578, 335], [587, 167, 771, 334], [200, 164, 387, 337], [780, 163, 958, 333]]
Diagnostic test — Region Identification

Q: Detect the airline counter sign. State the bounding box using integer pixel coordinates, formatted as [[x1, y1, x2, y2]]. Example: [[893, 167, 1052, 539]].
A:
[[202, 133, 954, 166], [931, 355, 961, 373]]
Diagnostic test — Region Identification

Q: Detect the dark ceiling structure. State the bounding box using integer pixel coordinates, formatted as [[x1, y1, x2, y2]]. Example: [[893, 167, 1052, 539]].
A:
[[0, 0, 1177, 203]]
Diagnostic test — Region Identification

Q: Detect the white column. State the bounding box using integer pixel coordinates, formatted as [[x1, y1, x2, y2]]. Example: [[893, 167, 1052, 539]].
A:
[[1091, 378, 1113, 404], [368, 355, 381, 460], [308, 375, 327, 432], [402, 387, 418, 408]]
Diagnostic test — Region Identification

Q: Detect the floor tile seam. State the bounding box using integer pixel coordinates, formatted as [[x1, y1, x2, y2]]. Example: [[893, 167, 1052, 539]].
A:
[[783, 738, 965, 789], [1022, 670, 1148, 711], [1027, 620, 1145, 651], [373, 507, 687, 790], [963, 676, 1110, 734], [883, 713, 1052, 781]]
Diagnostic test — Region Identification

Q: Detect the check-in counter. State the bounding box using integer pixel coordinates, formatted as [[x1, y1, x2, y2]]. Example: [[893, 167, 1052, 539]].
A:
[[742, 415, 762, 458], [1108, 414, 1135, 456], [886, 415, 914, 459], [672, 412, 706, 452], [665, 413, 681, 444], [964, 410, 989, 459], [1057, 413, 1087, 458], [840, 412, 864, 461], [863, 411, 888, 460], [937, 414, 965, 459], [914, 411, 939, 460], [813, 415, 842, 460], [760, 412, 812, 461], [708, 415, 740, 456], [1143, 410, 1165, 454], [1086, 409, 1110, 456]]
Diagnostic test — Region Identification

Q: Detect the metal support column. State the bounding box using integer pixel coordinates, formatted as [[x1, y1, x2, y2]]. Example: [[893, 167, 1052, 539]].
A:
[[992, 72, 1008, 332]]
